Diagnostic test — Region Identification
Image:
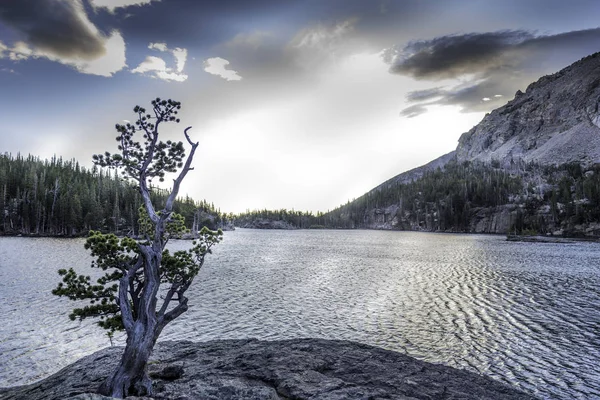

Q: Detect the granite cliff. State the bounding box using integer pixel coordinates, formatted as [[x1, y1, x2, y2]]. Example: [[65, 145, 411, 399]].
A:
[[456, 52, 600, 166]]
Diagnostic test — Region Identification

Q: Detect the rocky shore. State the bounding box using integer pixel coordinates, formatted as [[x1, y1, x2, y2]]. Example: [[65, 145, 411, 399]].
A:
[[0, 338, 536, 400]]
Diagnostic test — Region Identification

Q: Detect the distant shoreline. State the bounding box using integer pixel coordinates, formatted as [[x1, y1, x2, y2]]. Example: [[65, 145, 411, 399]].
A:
[[234, 226, 600, 242], [506, 234, 600, 243], [2, 229, 599, 244]]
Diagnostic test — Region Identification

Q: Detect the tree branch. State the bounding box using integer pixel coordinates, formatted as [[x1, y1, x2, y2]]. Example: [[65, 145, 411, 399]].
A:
[[118, 257, 143, 333], [140, 179, 159, 224], [157, 283, 179, 318], [165, 127, 197, 212], [138, 114, 163, 224], [158, 295, 188, 330]]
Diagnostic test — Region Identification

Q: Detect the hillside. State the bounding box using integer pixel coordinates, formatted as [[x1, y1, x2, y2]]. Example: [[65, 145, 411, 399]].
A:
[[324, 52, 600, 236]]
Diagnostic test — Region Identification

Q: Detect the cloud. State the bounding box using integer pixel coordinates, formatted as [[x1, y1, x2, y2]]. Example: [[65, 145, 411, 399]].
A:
[[0, 0, 105, 60], [172, 48, 187, 73], [132, 42, 188, 81], [0, 0, 126, 76], [287, 17, 360, 68], [290, 18, 357, 50], [225, 31, 272, 50], [386, 30, 532, 79], [399, 104, 429, 118], [89, 0, 161, 12], [405, 87, 445, 102], [72, 30, 126, 76], [386, 28, 600, 115], [5, 41, 33, 61], [1, 31, 126, 77], [132, 56, 187, 82], [148, 42, 168, 52], [203, 57, 242, 81]]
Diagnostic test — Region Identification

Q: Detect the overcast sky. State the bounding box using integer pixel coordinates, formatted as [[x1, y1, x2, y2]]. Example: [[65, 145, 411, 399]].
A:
[[1, 0, 599, 213]]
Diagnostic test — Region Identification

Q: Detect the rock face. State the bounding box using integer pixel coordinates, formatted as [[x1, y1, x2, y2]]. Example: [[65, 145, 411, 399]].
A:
[[468, 205, 517, 234], [456, 52, 600, 166], [0, 339, 536, 400], [377, 53, 600, 189]]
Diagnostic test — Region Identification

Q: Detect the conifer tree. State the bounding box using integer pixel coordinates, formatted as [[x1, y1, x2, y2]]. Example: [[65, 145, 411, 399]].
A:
[[53, 99, 222, 398]]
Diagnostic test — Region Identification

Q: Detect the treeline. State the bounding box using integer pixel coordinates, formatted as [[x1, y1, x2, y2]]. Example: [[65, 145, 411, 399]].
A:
[[0, 153, 228, 236], [234, 161, 523, 230], [234, 209, 328, 229], [233, 160, 600, 235], [6, 152, 598, 236], [325, 160, 523, 230]]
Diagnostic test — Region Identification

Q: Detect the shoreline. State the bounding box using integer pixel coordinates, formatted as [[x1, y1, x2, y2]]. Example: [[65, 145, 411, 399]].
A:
[[3, 228, 599, 243], [234, 226, 600, 241], [506, 234, 600, 243]]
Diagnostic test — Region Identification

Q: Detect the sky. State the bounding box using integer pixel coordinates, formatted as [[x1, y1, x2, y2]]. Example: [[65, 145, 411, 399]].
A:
[[1, 0, 599, 213]]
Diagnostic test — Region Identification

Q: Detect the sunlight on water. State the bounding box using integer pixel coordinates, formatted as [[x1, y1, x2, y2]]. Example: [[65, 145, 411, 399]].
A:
[[1, 231, 599, 399]]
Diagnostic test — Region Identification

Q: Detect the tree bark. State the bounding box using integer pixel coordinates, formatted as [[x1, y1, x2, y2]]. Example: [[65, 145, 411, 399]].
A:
[[99, 244, 163, 398], [98, 321, 157, 397]]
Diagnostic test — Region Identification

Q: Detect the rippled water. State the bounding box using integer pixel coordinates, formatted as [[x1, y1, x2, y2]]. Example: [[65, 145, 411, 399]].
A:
[[1, 230, 599, 399]]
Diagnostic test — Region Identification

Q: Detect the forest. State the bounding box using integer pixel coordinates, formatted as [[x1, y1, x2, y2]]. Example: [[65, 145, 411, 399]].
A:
[[235, 159, 600, 236], [0, 153, 229, 236], [234, 208, 327, 229], [3, 152, 600, 236]]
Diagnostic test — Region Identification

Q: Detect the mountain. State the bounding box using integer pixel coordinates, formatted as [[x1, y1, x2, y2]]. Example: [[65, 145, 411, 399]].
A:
[[456, 52, 600, 166], [324, 52, 600, 237], [383, 51, 600, 188]]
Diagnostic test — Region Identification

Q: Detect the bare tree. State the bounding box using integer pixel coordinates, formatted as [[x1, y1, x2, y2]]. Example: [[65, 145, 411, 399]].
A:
[[53, 98, 222, 398]]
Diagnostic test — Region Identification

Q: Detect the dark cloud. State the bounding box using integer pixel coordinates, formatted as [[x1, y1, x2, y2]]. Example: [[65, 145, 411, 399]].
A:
[[405, 87, 445, 102], [0, 0, 105, 60], [387, 30, 533, 79], [399, 104, 428, 118], [388, 28, 600, 115], [104, 0, 301, 50]]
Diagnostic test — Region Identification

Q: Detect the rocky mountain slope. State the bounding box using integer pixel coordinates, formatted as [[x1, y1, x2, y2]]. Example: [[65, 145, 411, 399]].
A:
[[457, 52, 600, 166], [384, 52, 600, 187], [328, 52, 600, 236]]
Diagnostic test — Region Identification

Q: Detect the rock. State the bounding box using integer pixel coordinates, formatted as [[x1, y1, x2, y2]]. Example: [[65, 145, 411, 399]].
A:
[[456, 52, 600, 166], [0, 338, 536, 400], [67, 395, 153, 400], [469, 205, 516, 233], [150, 365, 184, 381]]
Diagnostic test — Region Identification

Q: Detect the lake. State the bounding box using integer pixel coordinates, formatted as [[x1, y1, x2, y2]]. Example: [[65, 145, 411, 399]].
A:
[[0, 230, 599, 399]]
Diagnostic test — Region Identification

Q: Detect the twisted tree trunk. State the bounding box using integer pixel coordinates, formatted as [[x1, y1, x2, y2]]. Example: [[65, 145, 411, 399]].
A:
[[99, 243, 164, 397], [98, 323, 157, 397]]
